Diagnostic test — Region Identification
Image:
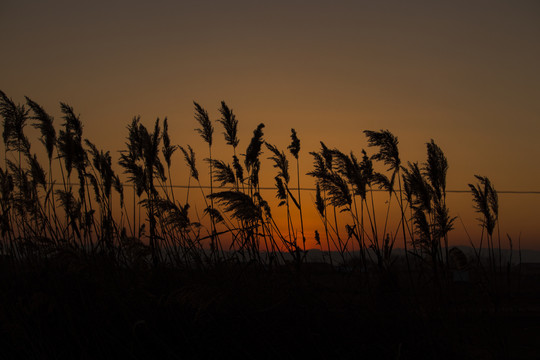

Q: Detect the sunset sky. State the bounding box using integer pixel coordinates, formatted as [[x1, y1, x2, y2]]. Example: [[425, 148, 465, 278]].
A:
[[1, 0, 539, 249]]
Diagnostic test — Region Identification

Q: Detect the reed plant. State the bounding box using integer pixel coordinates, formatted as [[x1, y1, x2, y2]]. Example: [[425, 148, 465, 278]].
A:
[[402, 140, 456, 281], [0, 89, 516, 283], [0, 89, 531, 360], [469, 175, 499, 272]]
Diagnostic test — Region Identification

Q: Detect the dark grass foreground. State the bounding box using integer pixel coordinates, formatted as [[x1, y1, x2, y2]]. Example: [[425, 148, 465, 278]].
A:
[[1, 256, 539, 360]]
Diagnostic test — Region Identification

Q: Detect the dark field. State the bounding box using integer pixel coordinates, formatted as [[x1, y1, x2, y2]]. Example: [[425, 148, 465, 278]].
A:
[[1, 255, 539, 360]]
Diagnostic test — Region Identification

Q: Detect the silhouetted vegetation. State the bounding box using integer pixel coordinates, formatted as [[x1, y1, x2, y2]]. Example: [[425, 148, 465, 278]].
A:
[[0, 90, 537, 359]]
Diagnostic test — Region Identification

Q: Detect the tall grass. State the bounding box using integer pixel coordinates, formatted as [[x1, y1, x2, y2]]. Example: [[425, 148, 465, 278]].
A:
[[0, 90, 534, 360], [0, 90, 515, 281]]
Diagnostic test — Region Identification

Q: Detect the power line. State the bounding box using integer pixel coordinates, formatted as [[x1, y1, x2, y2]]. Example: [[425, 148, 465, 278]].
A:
[[45, 182, 540, 194]]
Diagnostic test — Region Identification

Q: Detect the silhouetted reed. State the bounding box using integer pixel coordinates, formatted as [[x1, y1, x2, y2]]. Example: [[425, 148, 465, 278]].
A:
[[402, 140, 456, 281], [0, 90, 533, 360], [0, 89, 518, 282], [469, 175, 499, 272]]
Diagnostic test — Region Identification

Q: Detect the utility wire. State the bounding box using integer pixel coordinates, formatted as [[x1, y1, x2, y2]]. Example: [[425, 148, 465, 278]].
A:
[[44, 182, 540, 194]]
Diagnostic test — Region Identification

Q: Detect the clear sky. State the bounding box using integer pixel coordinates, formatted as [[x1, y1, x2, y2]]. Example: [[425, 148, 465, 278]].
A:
[[1, 0, 539, 249]]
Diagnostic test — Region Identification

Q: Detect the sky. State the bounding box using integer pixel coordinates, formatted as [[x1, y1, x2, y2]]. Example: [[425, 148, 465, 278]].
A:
[[1, 0, 540, 249]]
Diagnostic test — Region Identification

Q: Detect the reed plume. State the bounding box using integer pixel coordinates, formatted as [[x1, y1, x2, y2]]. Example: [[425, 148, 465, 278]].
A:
[[266, 142, 290, 183], [469, 175, 498, 270], [58, 103, 86, 179], [244, 124, 265, 172], [26, 97, 56, 162], [288, 128, 300, 159], [364, 129, 400, 172], [179, 145, 199, 182], [207, 191, 262, 223], [162, 117, 176, 169], [161, 117, 178, 202], [193, 102, 213, 146], [0, 90, 31, 153], [426, 140, 448, 202], [232, 155, 244, 186], [217, 101, 239, 149], [206, 159, 235, 187]]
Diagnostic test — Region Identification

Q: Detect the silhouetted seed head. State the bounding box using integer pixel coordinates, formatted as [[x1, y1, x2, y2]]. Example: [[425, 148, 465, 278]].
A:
[[217, 101, 239, 148], [402, 173, 413, 204], [204, 206, 224, 224], [137, 118, 164, 184], [288, 128, 300, 159], [350, 153, 367, 199], [330, 149, 365, 198], [26, 97, 56, 162], [403, 161, 432, 212], [320, 172, 351, 209], [27, 153, 46, 191], [101, 153, 114, 197], [274, 176, 287, 206], [250, 159, 261, 188], [360, 150, 374, 183], [479, 175, 499, 219], [412, 207, 431, 246], [469, 175, 497, 236], [266, 142, 290, 183], [307, 151, 327, 181], [331, 149, 353, 179], [58, 103, 86, 177], [55, 188, 82, 222], [244, 123, 265, 172], [85, 139, 99, 162], [372, 172, 393, 192], [162, 117, 177, 169], [154, 198, 191, 230], [118, 118, 164, 195], [119, 151, 145, 197], [433, 201, 456, 240], [364, 129, 400, 172], [425, 140, 448, 201], [206, 159, 235, 186], [232, 155, 244, 183], [253, 192, 272, 218], [7, 159, 30, 197], [315, 183, 325, 216], [193, 101, 213, 146], [254, 192, 272, 218], [86, 140, 115, 198], [87, 173, 101, 203], [125, 116, 143, 157], [60, 103, 83, 138], [119, 118, 144, 195], [113, 174, 124, 207], [320, 142, 333, 171], [207, 191, 262, 222], [0, 90, 31, 153], [179, 145, 199, 181], [314, 230, 321, 246], [0, 90, 16, 145]]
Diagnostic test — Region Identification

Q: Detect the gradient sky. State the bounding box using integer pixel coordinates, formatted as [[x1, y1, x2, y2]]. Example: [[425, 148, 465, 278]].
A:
[[1, 0, 540, 248]]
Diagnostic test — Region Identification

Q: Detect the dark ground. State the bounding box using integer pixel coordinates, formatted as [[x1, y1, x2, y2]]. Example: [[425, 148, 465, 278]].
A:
[[1, 255, 539, 360]]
